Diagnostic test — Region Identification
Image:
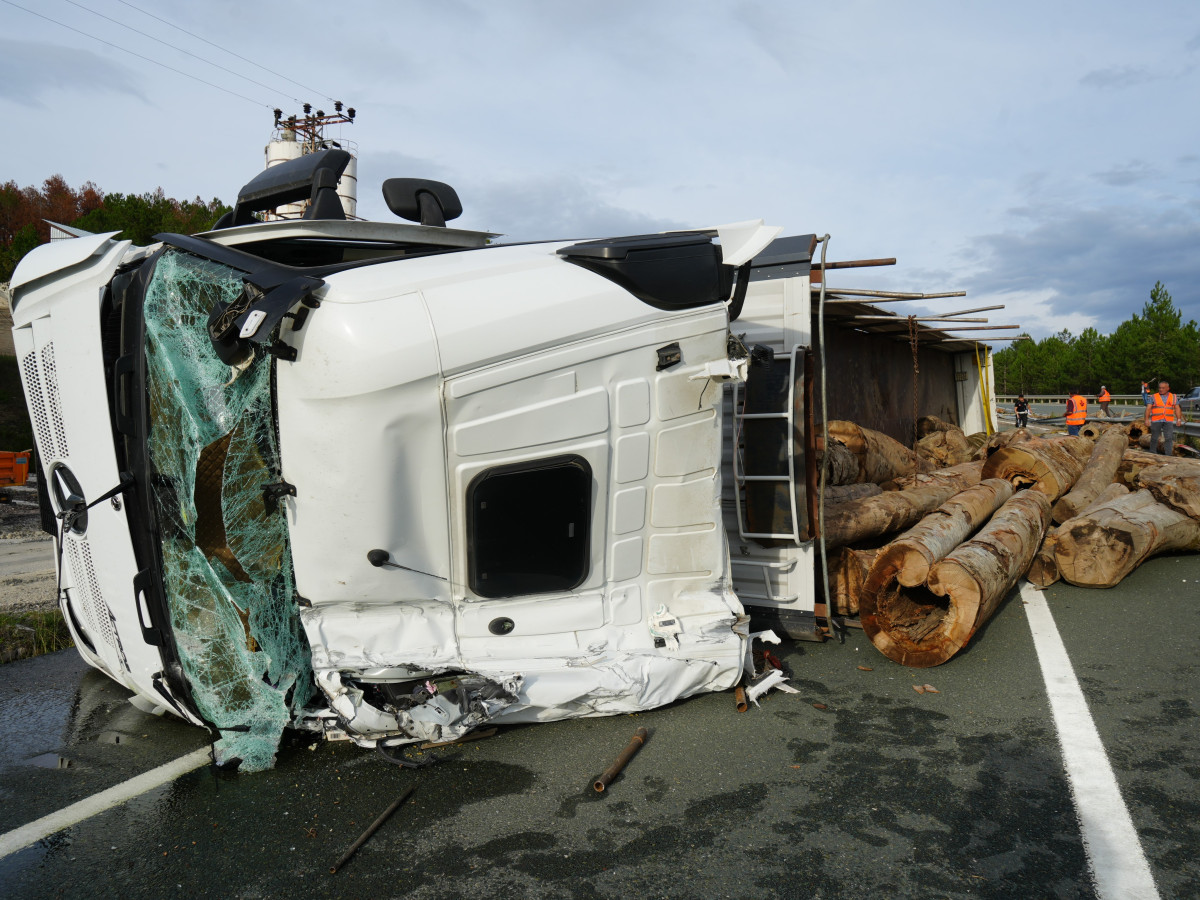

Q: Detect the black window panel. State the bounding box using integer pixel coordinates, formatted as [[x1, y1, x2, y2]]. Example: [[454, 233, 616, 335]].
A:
[[468, 456, 592, 598]]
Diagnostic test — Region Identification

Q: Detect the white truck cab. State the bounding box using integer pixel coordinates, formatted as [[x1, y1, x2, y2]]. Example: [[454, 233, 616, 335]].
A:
[[11, 152, 791, 769]]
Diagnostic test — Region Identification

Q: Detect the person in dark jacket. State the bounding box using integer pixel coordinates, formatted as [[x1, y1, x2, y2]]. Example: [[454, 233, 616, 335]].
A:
[[1014, 395, 1029, 429]]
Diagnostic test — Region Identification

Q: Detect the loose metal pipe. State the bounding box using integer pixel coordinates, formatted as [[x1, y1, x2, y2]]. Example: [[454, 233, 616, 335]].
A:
[[735, 686, 748, 712], [331, 785, 416, 874], [811, 257, 896, 270], [816, 288, 967, 299], [593, 727, 649, 792], [816, 234, 833, 638], [852, 315, 989, 323]]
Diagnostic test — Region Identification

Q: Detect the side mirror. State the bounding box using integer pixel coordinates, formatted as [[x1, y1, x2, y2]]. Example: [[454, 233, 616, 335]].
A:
[[382, 178, 463, 227]]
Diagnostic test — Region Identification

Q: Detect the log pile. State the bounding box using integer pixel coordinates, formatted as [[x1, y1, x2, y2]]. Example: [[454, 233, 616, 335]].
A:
[[813, 416, 1200, 668]]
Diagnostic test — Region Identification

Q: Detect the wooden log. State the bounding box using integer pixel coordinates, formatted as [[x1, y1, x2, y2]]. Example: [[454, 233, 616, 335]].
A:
[[865, 478, 1015, 592], [915, 428, 975, 467], [1079, 422, 1108, 440], [1116, 449, 1200, 486], [1122, 421, 1148, 444], [816, 436, 862, 486], [824, 482, 882, 504], [1051, 428, 1129, 523], [861, 491, 1052, 667], [1054, 490, 1200, 588], [827, 547, 879, 616], [882, 459, 983, 493], [973, 428, 1032, 461], [980, 435, 1092, 501], [1135, 433, 1199, 457], [1136, 467, 1200, 521], [916, 415, 958, 439], [1026, 483, 1130, 588], [826, 420, 935, 483], [822, 481, 967, 549]]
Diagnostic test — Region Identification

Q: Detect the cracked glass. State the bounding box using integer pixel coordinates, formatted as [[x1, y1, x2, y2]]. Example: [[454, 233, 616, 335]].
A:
[[143, 248, 313, 771]]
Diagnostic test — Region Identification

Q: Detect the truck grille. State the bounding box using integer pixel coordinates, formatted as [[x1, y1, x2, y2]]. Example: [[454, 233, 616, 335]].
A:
[[66, 535, 116, 651], [21, 344, 70, 460], [41, 342, 70, 457], [21, 350, 56, 459]]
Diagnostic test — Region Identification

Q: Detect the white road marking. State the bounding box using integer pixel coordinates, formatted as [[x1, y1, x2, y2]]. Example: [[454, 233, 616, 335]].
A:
[[0, 746, 211, 860], [1021, 583, 1160, 900]]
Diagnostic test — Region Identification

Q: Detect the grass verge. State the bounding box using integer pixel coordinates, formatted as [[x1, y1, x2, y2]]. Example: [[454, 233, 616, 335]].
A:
[[0, 609, 73, 664]]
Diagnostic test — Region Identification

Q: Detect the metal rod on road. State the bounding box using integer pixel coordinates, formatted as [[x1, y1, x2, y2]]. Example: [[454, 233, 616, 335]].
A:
[[331, 785, 417, 874], [735, 686, 748, 712], [593, 727, 649, 792]]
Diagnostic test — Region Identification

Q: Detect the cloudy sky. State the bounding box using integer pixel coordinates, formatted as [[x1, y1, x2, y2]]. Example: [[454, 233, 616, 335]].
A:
[[2, 0, 1198, 343]]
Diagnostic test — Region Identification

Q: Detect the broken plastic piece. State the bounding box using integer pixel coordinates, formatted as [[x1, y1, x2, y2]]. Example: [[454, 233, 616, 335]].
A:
[[745, 669, 794, 706]]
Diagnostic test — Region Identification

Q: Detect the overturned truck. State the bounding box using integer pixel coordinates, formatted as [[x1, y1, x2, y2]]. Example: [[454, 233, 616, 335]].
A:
[[11, 150, 994, 769]]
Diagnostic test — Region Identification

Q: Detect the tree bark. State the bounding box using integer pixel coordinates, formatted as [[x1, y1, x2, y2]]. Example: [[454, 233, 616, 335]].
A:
[[1051, 428, 1129, 523], [822, 481, 967, 549], [1054, 489, 1200, 587], [1135, 467, 1200, 521], [980, 435, 1092, 501], [1116, 450, 1200, 486], [827, 547, 880, 616], [815, 436, 862, 486], [1027, 483, 1130, 588], [974, 428, 1032, 461], [824, 482, 883, 504], [882, 460, 983, 493], [861, 491, 1052, 667], [916, 415, 958, 438], [864, 478, 1015, 594], [826, 420, 935, 483], [915, 428, 977, 467]]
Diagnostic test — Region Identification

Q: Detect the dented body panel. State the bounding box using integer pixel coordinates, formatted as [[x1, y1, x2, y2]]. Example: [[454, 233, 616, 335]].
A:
[[13, 218, 752, 765]]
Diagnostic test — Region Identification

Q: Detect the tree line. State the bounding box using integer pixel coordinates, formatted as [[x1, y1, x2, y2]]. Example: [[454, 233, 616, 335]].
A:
[[1, 176, 229, 283], [993, 283, 1200, 396]]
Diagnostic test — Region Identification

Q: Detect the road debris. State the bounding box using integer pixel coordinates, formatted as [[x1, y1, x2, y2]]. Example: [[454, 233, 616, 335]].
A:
[[594, 727, 649, 793], [330, 785, 416, 874]]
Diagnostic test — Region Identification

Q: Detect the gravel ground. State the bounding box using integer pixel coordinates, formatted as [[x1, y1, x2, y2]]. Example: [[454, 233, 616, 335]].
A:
[[0, 480, 55, 613]]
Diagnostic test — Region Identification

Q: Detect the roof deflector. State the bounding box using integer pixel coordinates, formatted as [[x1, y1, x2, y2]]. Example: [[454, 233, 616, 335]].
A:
[[382, 178, 463, 227], [214, 148, 351, 229], [557, 233, 733, 311]]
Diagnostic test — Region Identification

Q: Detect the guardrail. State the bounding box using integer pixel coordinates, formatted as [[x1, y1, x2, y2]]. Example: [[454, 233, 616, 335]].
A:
[[994, 412, 1200, 438]]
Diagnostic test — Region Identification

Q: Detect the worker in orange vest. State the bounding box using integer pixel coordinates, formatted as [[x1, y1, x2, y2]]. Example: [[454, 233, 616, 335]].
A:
[[1097, 385, 1112, 417], [1065, 388, 1087, 435], [1141, 380, 1152, 405], [1143, 380, 1183, 455]]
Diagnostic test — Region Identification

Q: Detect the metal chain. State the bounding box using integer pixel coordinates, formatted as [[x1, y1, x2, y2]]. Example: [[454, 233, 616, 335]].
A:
[[908, 315, 920, 446]]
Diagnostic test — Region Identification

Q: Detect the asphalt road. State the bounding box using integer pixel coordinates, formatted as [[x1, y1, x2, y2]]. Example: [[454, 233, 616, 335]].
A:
[[0, 538, 53, 579], [1, 555, 1197, 899]]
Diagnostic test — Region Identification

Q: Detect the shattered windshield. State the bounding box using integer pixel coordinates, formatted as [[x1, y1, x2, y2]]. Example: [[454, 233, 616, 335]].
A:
[[143, 248, 313, 771]]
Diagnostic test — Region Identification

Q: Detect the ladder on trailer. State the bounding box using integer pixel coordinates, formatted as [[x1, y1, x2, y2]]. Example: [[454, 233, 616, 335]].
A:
[[731, 344, 805, 544]]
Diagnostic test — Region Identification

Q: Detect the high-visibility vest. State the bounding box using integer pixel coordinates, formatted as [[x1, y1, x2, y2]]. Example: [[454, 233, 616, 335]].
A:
[[1065, 395, 1087, 425], [1149, 393, 1178, 422], [1098, 389, 1111, 402]]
